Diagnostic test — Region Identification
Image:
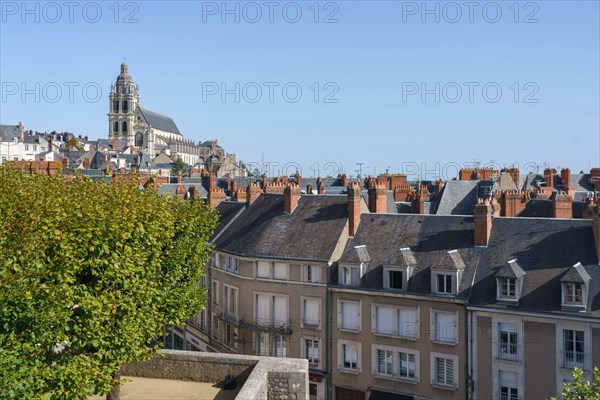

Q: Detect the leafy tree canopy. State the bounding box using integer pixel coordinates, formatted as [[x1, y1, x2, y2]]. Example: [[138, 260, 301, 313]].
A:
[[551, 367, 600, 400], [0, 168, 218, 399], [171, 156, 187, 177]]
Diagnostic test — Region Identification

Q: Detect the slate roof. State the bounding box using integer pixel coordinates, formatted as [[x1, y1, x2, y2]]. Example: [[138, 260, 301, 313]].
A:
[[361, 191, 400, 214], [518, 199, 586, 219], [0, 125, 21, 141], [336, 213, 477, 298], [211, 201, 247, 242], [469, 217, 599, 317], [570, 174, 595, 192], [139, 107, 181, 135], [561, 262, 591, 284], [435, 180, 479, 215], [156, 183, 208, 198], [213, 194, 349, 262]]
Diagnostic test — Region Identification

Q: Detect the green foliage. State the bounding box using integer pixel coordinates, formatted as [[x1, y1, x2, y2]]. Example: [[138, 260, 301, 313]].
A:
[[171, 156, 187, 177], [0, 168, 218, 399], [551, 367, 600, 400]]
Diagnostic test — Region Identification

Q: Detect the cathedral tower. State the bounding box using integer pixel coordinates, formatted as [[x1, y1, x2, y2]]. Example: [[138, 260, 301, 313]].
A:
[[108, 63, 139, 148]]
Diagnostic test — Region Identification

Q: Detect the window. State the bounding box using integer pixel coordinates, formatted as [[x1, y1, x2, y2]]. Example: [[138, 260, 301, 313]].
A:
[[498, 323, 518, 361], [340, 265, 359, 286], [305, 339, 320, 366], [224, 256, 237, 273], [32, 145, 37, 151], [563, 329, 584, 368], [113, 121, 119, 133], [499, 370, 518, 400], [113, 100, 119, 112], [257, 332, 270, 356], [563, 283, 583, 304], [388, 270, 403, 289], [498, 278, 516, 299], [25, 144, 29, 151], [212, 281, 219, 305], [123, 100, 128, 113], [435, 273, 453, 294], [398, 352, 416, 380], [255, 293, 288, 327], [273, 262, 288, 280], [41, 147, 45, 151], [433, 311, 457, 344], [376, 349, 393, 377], [274, 335, 287, 358], [225, 324, 236, 347], [374, 306, 394, 335], [303, 298, 320, 328], [340, 342, 359, 371], [304, 265, 320, 283], [339, 301, 360, 331], [135, 132, 143, 147], [122, 121, 128, 133], [434, 356, 455, 387], [257, 261, 271, 278], [373, 305, 418, 339], [223, 285, 238, 316]]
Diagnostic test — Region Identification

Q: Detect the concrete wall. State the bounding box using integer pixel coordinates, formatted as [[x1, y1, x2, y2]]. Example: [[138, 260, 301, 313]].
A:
[[122, 350, 309, 400]]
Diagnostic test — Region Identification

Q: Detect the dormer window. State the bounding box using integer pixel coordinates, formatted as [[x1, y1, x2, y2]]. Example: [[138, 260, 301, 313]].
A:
[[430, 250, 465, 295], [496, 259, 526, 303], [561, 263, 590, 310], [340, 265, 360, 286], [339, 245, 370, 287]]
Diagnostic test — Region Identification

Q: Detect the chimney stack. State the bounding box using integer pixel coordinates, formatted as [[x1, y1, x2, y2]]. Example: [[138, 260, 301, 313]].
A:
[[293, 171, 302, 187], [284, 184, 301, 214], [368, 183, 387, 213], [338, 174, 348, 187], [544, 168, 556, 189], [474, 198, 495, 246], [317, 178, 325, 194], [18, 121, 24, 142], [306, 183, 313, 194], [208, 188, 226, 208], [348, 182, 362, 237], [502, 167, 520, 190], [553, 191, 573, 219], [247, 182, 262, 205], [377, 174, 390, 190], [500, 190, 529, 217], [560, 168, 572, 193], [434, 179, 444, 197]]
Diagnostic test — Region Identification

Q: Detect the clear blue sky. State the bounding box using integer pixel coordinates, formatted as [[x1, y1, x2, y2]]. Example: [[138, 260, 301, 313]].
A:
[[1, 0, 599, 179]]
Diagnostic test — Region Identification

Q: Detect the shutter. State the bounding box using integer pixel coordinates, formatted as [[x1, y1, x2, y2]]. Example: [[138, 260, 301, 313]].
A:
[[376, 307, 394, 334], [257, 261, 270, 278], [274, 263, 288, 280], [256, 294, 271, 324], [499, 370, 517, 389], [304, 299, 320, 326], [342, 302, 359, 330], [446, 359, 454, 384], [499, 322, 517, 333], [398, 308, 417, 338], [435, 312, 456, 342], [435, 357, 445, 383], [274, 296, 288, 326]]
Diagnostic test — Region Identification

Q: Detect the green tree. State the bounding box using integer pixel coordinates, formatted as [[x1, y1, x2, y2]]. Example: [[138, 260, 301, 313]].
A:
[[0, 168, 218, 399], [171, 156, 187, 177], [551, 367, 600, 400]]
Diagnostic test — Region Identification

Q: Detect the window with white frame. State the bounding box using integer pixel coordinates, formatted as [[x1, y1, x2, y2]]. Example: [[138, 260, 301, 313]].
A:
[[223, 285, 238, 316], [398, 351, 417, 380], [33, 145, 37, 151], [339, 301, 360, 331], [303, 264, 320, 283], [432, 311, 457, 344], [499, 370, 519, 400], [25, 144, 29, 151], [339, 341, 359, 372], [255, 293, 288, 327], [274, 334, 287, 358], [273, 262, 288, 280], [305, 338, 320, 367], [224, 255, 237, 272], [398, 308, 419, 339], [432, 354, 456, 388], [562, 282, 584, 305], [376, 349, 393, 377], [257, 332, 270, 356], [373, 305, 419, 339], [498, 323, 518, 361], [257, 261, 271, 278], [434, 272, 454, 294], [498, 278, 517, 300], [374, 306, 394, 335], [386, 269, 403, 289], [339, 265, 360, 286], [302, 297, 320, 328], [563, 329, 584, 368]]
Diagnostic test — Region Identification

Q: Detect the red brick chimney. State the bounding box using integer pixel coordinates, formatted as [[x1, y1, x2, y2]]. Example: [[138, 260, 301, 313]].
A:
[[502, 167, 520, 190], [459, 169, 474, 180], [394, 183, 412, 202], [474, 198, 494, 246], [338, 174, 348, 187], [247, 182, 262, 205], [348, 182, 362, 237], [306, 184, 313, 194], [368, 183, 387, 213], [544, 168, 557, 189], [553, 191, 573, 219], [265, 182, 286, 194], [560, 168, 572, 193], [434, 179, 444, 197], [500, 190, 529, 217], [284, 184, 301, 214], [18, 121, 24, 141], [188, 185, 197, 200], [390, 174, 407, 189], [176, 184, 187, 200], [293, 171, 302, 187], [377, 174, 390, 190], [48, 136, 53, 152], [261, 174, 268, 189], [208, 188, 226, 208]]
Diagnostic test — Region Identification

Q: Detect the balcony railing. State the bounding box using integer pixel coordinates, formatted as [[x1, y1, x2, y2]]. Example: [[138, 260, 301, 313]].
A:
[[213, 306, 292, 334], [498, 343, 519, 361], [563, 351, 584, 368]]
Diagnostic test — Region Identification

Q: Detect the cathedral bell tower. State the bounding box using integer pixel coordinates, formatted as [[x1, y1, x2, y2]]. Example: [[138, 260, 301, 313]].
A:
[[108, 63, 139, 149]]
